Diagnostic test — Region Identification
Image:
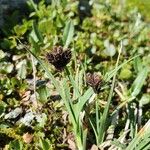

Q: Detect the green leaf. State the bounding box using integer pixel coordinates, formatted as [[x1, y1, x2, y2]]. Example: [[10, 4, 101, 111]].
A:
[[119, 68, 132, 79], [63, 20, 74, 48], [28, 0, 38, 12], [126, 120, 150, 150], [140, 94, 150, 106], [61, 79, 77, 125], [29, 36, 40, 54], [83, 129, 88, 150], [37, 86, 49, 103], [130, 67, 148, 97], [0, 104, 5, 116], [75, 87, 94, 120], [9, 140, 23, 150], [78, 69, 84, 95], [65, 68, 81, 100], [14, 24, 27, 36], [11, 77, 20, 88], [0, 50, 6, 59], [16, 60, 27, 79], [30, 21, 43, 43], [39, 19, 56, 35], [133, 56, 143, 72], [89, 118, 98, 143], [5, 63, 14, 74], [0, 39, 12, 49], [104, 55, 140, 82], [39, 139, 51, 150], [136, 135, 150, 150], [36, 113, 47, 128]]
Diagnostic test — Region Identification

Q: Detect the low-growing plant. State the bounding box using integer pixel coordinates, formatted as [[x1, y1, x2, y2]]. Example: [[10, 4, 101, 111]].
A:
[[0, 0, 150, 150]]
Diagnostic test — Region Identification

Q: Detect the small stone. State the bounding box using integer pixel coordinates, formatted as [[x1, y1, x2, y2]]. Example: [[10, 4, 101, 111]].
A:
[[23, 132, 33, 144]]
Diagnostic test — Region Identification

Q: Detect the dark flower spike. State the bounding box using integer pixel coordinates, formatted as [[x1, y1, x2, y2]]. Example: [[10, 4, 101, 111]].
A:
[[46, 46, 72, 71], [86, 73, 102, 93]]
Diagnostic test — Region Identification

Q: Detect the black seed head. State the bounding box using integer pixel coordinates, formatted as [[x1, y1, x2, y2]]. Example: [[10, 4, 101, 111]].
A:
[[46, 46, 72, 71], [86, 73, 102, 93]]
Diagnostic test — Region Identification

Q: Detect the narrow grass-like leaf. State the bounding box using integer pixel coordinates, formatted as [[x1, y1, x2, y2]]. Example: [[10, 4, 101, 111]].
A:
[[89, 118, 98, 143], [78, 69, 84, 94], [75, 88, 94, 119], [76, 121, 83, 148], [39, 139, 50, 150], [142, 144, 150, 150], [98, 43, 122, 144], [126, 120, 150, 150], [61, 79, 77, 125], [89, 96, 102, 145], [96, 99, 100, 144], [133, 56, 143, 72], [136, 136, 150, 150], [83, 129, 88, 150], [104, 54, 140, 82], [73, 67, 80, 99], [65, 68, 81, 99], [130, 67, 148, 97], [62, 78, 71, 101], [30, 21, 43, 43], [63, 20, 74, 48], [28, 0, 38, 12]]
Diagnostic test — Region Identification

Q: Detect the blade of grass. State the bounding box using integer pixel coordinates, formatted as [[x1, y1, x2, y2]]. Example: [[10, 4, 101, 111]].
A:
[[126, 120, 150, 150], [63, 20, 74, 48], [76, 120, 83, 150], [104, 54, 141, 82], [88, 94, 100, 144], [65, 68, 81, 99], [78, 69, 84, 94], [136, 136, 150, 150], [130, 67, 148, 97], [28, 0, 38, 12], [74, 67, 80, 99], [98, 42, 123, 144], [32, 20, 43, 43], [75, 87, 94, 119], [96, 97, 100, 143], [89, 118, 98, 143], [61, 79, 77, 125], [142, 144, 150, 150], [83, 129, 88, 150]]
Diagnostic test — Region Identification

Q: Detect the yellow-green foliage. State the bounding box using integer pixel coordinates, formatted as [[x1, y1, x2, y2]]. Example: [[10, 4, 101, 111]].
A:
[[111, 0, 150, 20], [127, 0, 150, 20], [0, 128, 21, 140]]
